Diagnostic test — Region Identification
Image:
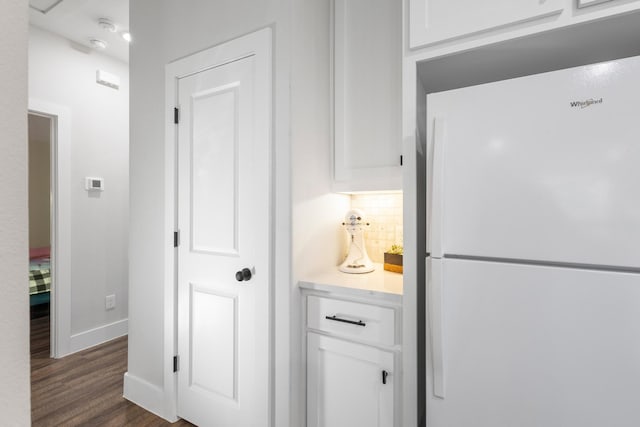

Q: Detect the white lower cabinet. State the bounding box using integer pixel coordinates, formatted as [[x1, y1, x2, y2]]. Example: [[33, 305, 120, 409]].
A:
[[303, 290, 402, 426], [307, 333, 395, 427]]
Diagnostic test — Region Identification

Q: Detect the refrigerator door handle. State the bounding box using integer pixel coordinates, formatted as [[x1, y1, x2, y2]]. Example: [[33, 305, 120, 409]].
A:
[[429, 257, 446, 398], [430, 117, 445, 258]]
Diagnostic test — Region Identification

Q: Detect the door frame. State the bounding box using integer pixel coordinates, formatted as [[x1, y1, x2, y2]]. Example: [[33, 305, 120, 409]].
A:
[[28, 99, 72, 358], [162, 27, 274, 423]]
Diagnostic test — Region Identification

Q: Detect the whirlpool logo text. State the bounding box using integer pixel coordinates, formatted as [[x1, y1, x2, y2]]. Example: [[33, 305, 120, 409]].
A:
[[569, 98, 603, 109]]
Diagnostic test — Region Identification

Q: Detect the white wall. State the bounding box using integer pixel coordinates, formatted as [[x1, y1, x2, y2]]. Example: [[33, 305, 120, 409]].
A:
[[28, 114, 52, 249], [0, 0, 30, 424], [128, 0, 350, 424], [291, 0, 350, 279], [290, 1, 351, 424], [350, 193, 404, 263], [127, 0, 293, 422], [28, 26, 129, 351]]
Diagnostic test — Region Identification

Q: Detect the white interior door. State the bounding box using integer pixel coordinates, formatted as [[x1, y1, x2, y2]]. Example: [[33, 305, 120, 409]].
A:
[[176, 30, 271, 427]]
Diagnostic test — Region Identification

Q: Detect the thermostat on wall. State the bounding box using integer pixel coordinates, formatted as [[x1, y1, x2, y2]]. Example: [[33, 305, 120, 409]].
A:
[[86, 177, 104, 191]]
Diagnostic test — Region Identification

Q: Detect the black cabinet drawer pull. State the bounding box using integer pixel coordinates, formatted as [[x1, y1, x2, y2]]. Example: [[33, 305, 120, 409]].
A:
[[325, 315, 366, 327], [382, 370, 389, 385]]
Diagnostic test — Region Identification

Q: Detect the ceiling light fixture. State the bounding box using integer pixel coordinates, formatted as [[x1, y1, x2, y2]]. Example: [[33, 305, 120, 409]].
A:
[[98, 18, 117, 33], [89, 38, 108, 50], [122, 32, 132, 43]]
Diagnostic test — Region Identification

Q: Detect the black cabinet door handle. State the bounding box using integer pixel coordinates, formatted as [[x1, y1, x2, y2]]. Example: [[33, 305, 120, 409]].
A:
[[324, 315, 366, 327], [382, 370, 389, 385]]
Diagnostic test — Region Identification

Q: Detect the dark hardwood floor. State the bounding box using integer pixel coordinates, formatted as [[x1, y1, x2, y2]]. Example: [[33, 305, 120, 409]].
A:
[[31, 312, 193, 426]]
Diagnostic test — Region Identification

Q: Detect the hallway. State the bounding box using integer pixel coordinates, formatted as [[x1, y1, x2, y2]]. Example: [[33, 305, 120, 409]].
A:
[[30, 316, 192, 426]]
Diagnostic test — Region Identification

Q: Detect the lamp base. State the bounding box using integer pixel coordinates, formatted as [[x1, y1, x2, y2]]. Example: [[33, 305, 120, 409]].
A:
[[338, 261, 375, 274]]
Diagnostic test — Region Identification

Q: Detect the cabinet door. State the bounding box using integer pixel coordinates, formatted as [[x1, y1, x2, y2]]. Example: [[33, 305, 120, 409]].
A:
[[409, 0, 564, 49], [577, 0, 613, 7], [333, 0, 402, 192], [307, 333, 395, 427]]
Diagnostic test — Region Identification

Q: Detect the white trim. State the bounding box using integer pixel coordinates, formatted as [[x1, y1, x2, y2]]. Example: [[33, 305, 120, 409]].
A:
[[68, 318, 128, 354], [402, 0, 421, 422], [123, 373, 178, 422], [28, 99, 72, 358], [271, 22, 293, 427], [163, 28, 274, 423], [163, 59, 179, 423]]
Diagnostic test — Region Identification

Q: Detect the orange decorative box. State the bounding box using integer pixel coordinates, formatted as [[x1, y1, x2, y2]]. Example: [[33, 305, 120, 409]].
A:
[[383, 252, 403, 274]]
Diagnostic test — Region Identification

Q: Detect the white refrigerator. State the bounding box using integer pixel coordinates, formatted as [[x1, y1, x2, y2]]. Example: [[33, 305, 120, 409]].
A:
[[426, 55, 640, 426]]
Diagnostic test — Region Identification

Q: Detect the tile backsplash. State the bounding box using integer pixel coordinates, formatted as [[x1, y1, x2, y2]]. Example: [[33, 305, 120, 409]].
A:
[[350, 193, 403, 264]]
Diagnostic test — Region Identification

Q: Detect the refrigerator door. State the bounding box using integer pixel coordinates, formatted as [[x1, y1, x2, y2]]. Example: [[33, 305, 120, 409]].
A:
[[426, 258, 640, 427], [426, 56, 640, 269]]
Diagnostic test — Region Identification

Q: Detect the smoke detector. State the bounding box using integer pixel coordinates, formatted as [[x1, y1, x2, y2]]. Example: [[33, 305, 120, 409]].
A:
[[98, 18, 117, 33]]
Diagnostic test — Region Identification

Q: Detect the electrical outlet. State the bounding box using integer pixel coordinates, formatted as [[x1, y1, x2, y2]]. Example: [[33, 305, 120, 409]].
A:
[[105, 294, 116, 310]]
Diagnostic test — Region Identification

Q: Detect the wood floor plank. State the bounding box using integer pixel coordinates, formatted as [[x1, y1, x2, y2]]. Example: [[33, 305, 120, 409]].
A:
[[31, 314, 193, 426]]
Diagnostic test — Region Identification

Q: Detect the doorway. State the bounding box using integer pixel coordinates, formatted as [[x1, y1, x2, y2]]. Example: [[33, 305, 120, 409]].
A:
[[28, 99, 72, 358], [167, 28, 273, 426], [28, 113, 53, 357]]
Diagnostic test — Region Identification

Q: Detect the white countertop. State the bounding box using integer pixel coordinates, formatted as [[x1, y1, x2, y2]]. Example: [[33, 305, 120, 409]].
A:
[[298, 263, 403, 301]]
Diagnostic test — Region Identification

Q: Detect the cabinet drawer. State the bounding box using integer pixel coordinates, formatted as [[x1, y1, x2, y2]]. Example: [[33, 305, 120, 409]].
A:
[[307, 296, 396, 345]]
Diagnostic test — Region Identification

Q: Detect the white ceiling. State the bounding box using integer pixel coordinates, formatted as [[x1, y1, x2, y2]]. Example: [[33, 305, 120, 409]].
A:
[[29, 0, 129, 63]]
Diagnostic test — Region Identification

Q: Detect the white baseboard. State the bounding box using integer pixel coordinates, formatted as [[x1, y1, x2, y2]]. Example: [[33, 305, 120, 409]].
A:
[[67, 318, 128, 355], [123, 372, 178, 422]]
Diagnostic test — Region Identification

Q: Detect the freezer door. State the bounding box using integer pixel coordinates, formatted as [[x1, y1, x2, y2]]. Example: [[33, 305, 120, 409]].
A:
[[426, 258, 640, 427], [426, 56, 640, 268]]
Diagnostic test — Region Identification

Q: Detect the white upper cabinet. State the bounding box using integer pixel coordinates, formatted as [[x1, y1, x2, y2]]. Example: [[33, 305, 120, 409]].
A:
[[409, 0, 565, 49], [577, 0, 613, 7], [332, 0, 402, 192], [408, 0, 640, 53]]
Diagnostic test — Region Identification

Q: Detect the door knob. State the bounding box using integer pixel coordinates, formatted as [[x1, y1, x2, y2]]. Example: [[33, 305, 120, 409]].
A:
[[235, 268, 252, 282]]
